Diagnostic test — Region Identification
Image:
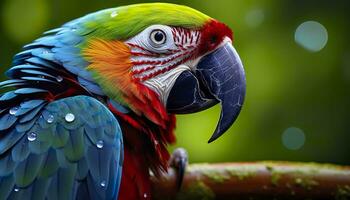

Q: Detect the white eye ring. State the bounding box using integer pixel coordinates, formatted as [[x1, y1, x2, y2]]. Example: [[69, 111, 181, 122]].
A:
[[149, 29, 166, 46]]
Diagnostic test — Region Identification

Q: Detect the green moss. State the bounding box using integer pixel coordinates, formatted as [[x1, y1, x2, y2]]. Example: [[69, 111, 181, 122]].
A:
[[226, 167, 257, 181], [188, 164, 230, 183], [176, 181, 215, 200], [189, 164, 258, 183], [223, 165, 259, 182], [335, 185, 350, 200], [262, 161, 350, 173], [294, 177, 319, 190], [271, 173, 281, 186], [265, 165, 281, 186], [202, 169, 230, 183]]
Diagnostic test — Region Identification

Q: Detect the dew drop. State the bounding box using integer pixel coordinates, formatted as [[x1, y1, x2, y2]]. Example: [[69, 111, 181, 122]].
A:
[[56, 76, 63, 82], [9, 107, 18, 115], [47, 114, 54, 123], [14, 187, 19, 192], [96, 140, 104, 149], [110, 11, 118, 18], [100, 180, 106, 187], [71, 27, 77, 32], [143, 193, 148, 198], [42, 50, 49, 54], [65, 113, 75, 123], [27, 132, 37, 142]]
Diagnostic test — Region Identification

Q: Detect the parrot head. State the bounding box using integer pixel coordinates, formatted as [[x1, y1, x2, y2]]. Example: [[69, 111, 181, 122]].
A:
[[78, 3, 246, 143]]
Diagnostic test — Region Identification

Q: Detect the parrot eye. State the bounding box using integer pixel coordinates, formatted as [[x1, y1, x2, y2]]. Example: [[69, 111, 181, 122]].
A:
[[150, 30, 166, 46]]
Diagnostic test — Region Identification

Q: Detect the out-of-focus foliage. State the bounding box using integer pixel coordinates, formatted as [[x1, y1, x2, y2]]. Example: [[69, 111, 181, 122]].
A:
[[2, 0, 49, 42], [0, 0, 349, 164]]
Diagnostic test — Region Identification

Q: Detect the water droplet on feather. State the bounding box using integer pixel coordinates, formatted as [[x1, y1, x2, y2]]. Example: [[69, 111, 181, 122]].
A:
[[56, 76, 63, 82], [100, 180, 106, 187], [47, 114, 54, 123], [27, 132, 37, 141], [65, 113, 75, 123], [96, 140, 104, 149], [9, 107, 18, 115]]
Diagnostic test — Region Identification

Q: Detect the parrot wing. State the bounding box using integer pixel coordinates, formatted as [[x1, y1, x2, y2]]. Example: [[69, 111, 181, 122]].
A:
[[0, 95, 123, 200]]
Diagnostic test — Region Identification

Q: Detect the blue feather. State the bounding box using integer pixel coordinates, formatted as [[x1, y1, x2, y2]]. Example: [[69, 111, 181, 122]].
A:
[[14, 153, 45, 187], [0, 129, 25, 154], [14, 88, 48, 95], [20, 77, 57, 84], [31, 48, 59, 64], [13, 50, 32, 61], [0, 154, 16, 176], [0, 91, 17, 101], [0, 96, 123, 199], [19, 104, 45, 123], [25, 57, 56, 69], [77, 69, 94, 81], [0, 83, 27, 89], [20, 70, 55, 79], [108, 99, 130, 114], [15, 118, 37, 133], [78, 77, 104, 95], [52, 124, 70, 148], [56, 32, 83, 46], [11, 137, 30, 162], [0, 114, 17, 131], [0, 80, 26, 87], [43, 27, 64, 35], [20, 100, 45, 109], [0, 175, 15, 199]]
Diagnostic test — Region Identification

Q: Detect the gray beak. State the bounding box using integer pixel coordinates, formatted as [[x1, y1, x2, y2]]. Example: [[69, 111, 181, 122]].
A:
[[167, 42, 246, 143]]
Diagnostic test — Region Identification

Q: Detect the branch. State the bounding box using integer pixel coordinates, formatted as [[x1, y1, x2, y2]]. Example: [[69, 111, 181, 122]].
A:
[[150, 162, 350, 199]]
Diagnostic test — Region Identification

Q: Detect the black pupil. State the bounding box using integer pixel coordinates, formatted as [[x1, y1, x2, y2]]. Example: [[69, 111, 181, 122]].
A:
[[154, 31, 164, 42]]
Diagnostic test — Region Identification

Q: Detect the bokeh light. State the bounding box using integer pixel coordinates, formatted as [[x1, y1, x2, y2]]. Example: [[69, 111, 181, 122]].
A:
[[245, 8, 265, 28], [282, 127, 305, 150], [294, 21, 328, 52]]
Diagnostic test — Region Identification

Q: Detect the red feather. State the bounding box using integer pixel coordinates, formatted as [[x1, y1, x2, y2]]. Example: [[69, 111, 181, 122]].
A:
[[108, 85, 176, 200], [197, 20, 233, 56]]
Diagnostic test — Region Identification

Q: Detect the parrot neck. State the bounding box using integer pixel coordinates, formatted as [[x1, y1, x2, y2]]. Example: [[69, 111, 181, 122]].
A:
[[117, 118, 175, 200], [108, 91, 176, 173], [108, 92, 176, 200], [83, 38, 176, 172]]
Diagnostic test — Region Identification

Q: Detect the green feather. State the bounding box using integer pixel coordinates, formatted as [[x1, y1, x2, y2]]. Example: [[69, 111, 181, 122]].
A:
[[81, 3, 211, 41]]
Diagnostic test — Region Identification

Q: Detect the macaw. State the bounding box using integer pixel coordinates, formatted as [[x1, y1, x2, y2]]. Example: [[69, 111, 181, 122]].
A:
[[0, 3, 245, 200]]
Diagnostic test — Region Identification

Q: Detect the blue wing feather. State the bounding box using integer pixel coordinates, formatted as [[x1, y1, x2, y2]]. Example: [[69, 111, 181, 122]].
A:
[[0, 95, 123, 200], [0, 10, 125, 200], [1, 21, 105, 99], [25, 57, 56, 69], [0, 91, 17, 101]]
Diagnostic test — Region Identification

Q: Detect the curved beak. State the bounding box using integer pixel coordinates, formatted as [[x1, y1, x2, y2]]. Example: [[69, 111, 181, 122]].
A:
[[166, 42, 246, 143]]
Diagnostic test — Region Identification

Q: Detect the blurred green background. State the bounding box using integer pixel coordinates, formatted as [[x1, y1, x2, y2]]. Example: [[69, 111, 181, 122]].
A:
[[0, 0, 349, 164]]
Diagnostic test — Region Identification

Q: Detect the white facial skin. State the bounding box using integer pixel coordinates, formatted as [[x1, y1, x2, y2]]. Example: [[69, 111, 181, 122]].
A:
[[126, 24, 201, 104]]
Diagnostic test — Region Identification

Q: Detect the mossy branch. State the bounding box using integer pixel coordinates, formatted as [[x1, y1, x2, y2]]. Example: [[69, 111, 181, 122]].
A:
[[151, 162, 350, 200]]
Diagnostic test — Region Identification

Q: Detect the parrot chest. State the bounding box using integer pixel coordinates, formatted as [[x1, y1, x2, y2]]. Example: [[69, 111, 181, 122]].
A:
[[118, 147, 151, 200], [118, 121, 152, 200]]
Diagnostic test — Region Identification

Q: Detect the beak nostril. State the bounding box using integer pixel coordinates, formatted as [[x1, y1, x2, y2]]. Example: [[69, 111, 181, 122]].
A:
[[210, 35, 218, 45]]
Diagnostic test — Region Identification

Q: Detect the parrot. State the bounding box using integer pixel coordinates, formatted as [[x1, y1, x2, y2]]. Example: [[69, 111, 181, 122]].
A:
[[0, 3, 246, 200]]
